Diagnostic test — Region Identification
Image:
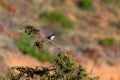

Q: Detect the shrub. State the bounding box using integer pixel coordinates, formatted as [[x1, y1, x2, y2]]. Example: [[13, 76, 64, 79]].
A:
[[16, 33, 53, 62], [0, 52, 99, 80], [50, 52, 99, 80], [39, 11, 74, 28], [2, 24, 99, 80], [76, 0, 94, 10], [53, 53, 79, 79]]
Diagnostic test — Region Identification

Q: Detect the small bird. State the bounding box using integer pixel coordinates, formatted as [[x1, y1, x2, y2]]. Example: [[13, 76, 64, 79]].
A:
[[46, 34, 55, 40]]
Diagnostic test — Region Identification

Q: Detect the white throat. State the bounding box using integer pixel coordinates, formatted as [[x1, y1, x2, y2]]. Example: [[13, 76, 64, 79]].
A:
[[50, 36, 55, 40]]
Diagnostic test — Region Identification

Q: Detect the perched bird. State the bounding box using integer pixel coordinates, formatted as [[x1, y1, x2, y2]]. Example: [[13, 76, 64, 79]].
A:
[[46, 34, 55, 40]]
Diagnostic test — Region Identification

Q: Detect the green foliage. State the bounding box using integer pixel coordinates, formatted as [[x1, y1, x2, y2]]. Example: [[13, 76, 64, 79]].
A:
[[52, 53, 79, 80], [76, 0, 94, 10], [8, 25, 99, 80], [16, 33, 53, 62], [40, 11, 74, 28], [49, 53, 98, 80], [98, 38, 115, 46], [116, 1, 120, 7], [54, 53, 79, 77], [0, 52, 99, 80]]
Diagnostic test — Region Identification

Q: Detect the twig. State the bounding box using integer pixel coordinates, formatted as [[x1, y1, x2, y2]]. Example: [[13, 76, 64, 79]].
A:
[[49, 40, 65, 52], [87, 65, 96, 76]]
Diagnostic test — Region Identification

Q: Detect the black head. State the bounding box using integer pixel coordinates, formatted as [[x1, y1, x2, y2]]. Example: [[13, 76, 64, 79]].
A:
[[51, 34, 55, 36]]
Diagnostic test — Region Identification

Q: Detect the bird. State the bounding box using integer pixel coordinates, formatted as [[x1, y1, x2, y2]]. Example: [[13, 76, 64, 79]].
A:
[[46, 34, 55, 40]]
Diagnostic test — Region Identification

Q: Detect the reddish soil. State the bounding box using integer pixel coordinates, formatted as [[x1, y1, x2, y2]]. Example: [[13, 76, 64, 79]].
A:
[[5, 51, 51, 68], [85, 60, 120, 80]]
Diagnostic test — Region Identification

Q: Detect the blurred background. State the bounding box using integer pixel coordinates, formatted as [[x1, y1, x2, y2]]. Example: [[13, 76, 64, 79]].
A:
[[0, 0, 120, 80]]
